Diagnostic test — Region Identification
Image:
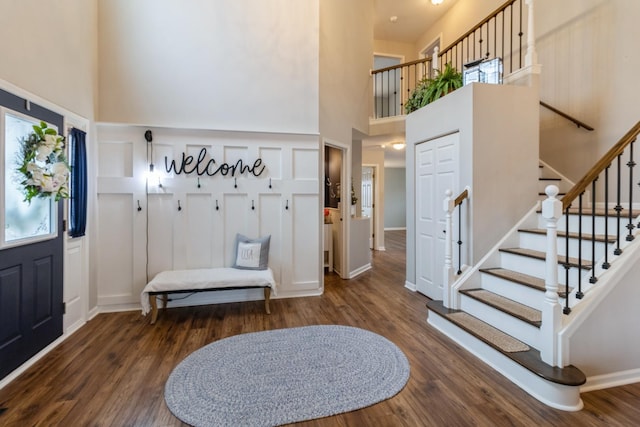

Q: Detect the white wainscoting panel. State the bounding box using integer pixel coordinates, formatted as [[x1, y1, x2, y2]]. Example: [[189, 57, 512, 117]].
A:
[[96, 125, 321, 311]]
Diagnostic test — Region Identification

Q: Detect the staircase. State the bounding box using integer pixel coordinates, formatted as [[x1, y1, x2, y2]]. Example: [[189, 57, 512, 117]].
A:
[[426, 164, 628, 411]]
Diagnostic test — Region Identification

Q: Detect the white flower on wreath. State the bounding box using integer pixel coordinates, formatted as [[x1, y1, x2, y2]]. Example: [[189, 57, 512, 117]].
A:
[[17, 121, 70, 203]]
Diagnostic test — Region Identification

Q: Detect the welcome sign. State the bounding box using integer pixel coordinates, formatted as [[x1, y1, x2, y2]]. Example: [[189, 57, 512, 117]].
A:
[[165, 147, 266, 177]]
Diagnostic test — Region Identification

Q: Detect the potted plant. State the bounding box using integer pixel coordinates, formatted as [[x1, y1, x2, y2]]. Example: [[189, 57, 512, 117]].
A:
[[404, 63, 463, 114]]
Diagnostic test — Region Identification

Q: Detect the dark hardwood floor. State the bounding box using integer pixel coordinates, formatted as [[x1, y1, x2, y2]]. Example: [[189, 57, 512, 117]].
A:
[[1, 230, 639, 426]]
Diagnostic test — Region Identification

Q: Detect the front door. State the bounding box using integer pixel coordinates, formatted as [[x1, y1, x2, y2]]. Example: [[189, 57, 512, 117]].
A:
[[0, 89, 64, 379], [415, 133, 458, 299]]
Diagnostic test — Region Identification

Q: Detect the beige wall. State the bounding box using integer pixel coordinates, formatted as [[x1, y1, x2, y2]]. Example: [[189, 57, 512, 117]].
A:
[[374, 39, 417, 63], [0, 0, 98, 119], [538, 0, 640, 182], [98, 0, 319, 134], [319, 0, 373, 144]]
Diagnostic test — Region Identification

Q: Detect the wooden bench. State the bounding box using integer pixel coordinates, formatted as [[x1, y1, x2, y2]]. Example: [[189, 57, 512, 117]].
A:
[[141, 267, 276, 324]]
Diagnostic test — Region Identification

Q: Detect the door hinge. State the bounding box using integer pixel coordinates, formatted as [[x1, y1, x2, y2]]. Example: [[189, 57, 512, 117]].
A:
[[63, 219, 67, 232], [372, 233, 375, 238], [372, 203, 375, 208], [62, 302, 66, 314]]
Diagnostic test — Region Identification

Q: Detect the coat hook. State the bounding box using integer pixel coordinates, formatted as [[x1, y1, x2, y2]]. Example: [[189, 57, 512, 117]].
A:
[[197, 177, 201, 188], [137, 200, 142, 211], [269, 178, 272, 189], [216, 200, 219, 211], [251, 200, 255, 210], [285, 199, 289, 210], [177, 200, 182, 211], [234, 177, 237, 189]]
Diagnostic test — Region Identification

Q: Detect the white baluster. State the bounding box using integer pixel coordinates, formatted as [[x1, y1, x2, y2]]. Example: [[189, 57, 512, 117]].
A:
[[432, 46, 440, 77], [540, 185, 562, 366], [443, 189, 454, 308]]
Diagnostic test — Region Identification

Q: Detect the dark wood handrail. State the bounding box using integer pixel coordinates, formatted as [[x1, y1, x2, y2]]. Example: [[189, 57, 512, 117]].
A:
[[562, 121, 640, 210], [371, 57, 432, 75], [439, 0, 518, 58], [454, 189, 469, 207], [540, 101, 594, 131]]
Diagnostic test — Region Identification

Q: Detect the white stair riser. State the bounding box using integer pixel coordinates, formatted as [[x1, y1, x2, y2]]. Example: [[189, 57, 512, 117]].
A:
[[498, 252, 586, 286], [549, 215, 633, 237], [479, 273, 551, 311], [428, 312, 584, 411], [518, 232, 609, 261], [460, 294, 542, 349]]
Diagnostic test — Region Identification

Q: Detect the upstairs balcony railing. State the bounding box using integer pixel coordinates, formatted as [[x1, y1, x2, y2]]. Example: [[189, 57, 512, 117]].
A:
[[372, 0, 531, 120]]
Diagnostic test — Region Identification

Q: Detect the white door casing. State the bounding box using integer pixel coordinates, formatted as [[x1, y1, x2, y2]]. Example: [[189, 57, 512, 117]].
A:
[[361, 166, 374, 249]]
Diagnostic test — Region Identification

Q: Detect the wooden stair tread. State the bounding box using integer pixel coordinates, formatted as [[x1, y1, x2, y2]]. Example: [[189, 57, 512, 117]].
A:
[[499, 247, 592, 269], [427, 300, 586, 387], [461, 288, 541, 327], [479, 268, 570, 298], [518, 228, 616, 243]]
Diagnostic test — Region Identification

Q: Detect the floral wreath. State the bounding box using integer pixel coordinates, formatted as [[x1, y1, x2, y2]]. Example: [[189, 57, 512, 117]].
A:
[[17, 121, 70, 203]]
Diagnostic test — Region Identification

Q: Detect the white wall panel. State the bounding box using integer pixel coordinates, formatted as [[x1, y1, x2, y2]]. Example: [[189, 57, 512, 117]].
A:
[[260, 147, 282, 179], [259, 194, 283, 283], [97, 194, 135, 303], [291, 194, 319, 289], [223, 193, 249, 267], [96, 124, 321, 310], [147, 194, 174, 277], [185, 194, 213, 269], [98, 142, 133, 177], [293, 148, 319, 180]]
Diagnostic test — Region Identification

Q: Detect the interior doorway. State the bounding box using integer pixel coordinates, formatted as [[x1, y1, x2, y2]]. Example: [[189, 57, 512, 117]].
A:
[[361, 165, 375, 249], [324, 142, 348, 277]]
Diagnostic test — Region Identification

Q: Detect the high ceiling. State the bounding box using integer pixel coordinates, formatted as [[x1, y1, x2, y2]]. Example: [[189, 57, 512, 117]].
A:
[[373, 0, 458, 44], [367, 0, 460, 167]]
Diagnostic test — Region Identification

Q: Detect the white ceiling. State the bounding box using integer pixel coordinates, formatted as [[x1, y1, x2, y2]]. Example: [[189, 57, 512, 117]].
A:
[[365, 0, 460, 168], [373, 0, 458, 44]]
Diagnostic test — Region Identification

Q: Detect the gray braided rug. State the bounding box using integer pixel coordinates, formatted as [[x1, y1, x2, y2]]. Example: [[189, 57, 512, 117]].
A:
[[165, 325, 410, 426]]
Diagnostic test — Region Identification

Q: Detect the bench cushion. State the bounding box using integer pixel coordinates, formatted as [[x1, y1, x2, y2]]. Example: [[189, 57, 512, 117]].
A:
[[140, 267, 276, 315]]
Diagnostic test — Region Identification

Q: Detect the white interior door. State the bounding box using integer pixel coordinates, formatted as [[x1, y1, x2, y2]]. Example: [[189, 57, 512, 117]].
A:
[[415, 133, 458, 299], [361, 166, 374, 248]]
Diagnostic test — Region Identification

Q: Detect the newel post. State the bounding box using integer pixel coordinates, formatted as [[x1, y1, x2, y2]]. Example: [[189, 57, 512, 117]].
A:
[[540, 185, 562, 366], [443, 189, 455, 308], [524, 0, 538, 67]]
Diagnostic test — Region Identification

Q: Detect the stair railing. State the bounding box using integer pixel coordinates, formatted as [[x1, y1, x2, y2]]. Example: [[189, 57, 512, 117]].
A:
[[443, 187, 470, 308], [371, 57, 434, 119], [544, 121, 640, 314], [437, 0, 525, 75], [540, 101, 595, 131]]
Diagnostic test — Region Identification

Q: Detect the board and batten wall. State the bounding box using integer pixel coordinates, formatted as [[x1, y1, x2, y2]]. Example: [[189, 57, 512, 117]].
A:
[[96, 125, 322, 311]]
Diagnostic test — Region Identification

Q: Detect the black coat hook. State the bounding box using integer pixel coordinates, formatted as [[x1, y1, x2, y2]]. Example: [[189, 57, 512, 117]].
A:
[[216, 200, 219, 211], [285, 199, 289, 210], [137, 200, 142, 211], [269, 178, 272, 189], [251, 200, 255, 210], [234, 177, 237, 189], [177, 200, 182, 211], [197, 177, 201, 188]]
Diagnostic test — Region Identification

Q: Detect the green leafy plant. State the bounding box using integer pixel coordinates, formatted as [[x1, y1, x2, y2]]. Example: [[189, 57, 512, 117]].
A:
[[404, 63, 463, 114]]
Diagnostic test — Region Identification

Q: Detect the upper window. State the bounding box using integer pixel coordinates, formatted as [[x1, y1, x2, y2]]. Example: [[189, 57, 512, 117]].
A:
[[1, 108, 57, 248]]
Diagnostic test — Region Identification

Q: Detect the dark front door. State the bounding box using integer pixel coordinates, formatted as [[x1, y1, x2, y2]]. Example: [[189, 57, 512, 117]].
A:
[[0, 89, 64, 379]]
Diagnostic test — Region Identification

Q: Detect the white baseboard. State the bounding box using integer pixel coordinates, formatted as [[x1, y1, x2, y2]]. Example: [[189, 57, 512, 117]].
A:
[[376, 246, 386, 251], [384, 227, 406, 231], [348, 263, 372, 279], [581, 368, 640, 393], [405, 281, 417, 291]]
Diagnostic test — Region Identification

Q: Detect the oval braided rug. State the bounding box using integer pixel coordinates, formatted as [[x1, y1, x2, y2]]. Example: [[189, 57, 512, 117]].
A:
[[165, 325, 410, 426]]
